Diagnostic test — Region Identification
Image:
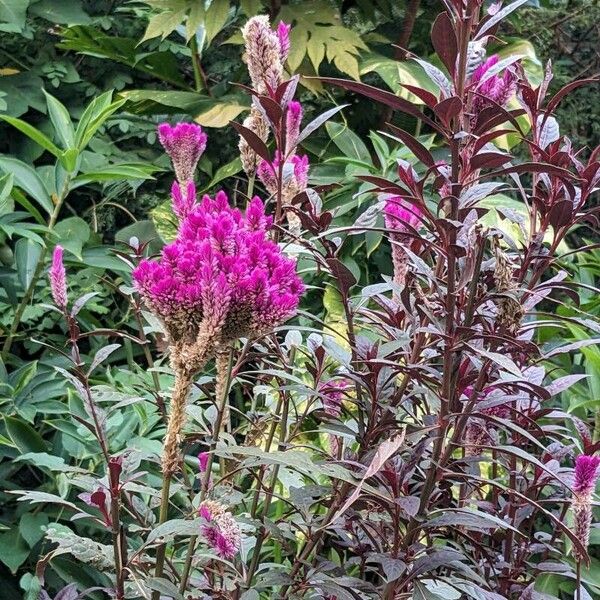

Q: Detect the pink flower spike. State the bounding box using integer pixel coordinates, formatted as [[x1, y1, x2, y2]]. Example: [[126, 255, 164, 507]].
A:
[[285, 101, 303, 154], [171, 181, 197, 221], [49, 245, 67, 310], [383, 197, 422, 234], [158, 122, 207, 183], [198, 451, 210, 473], [277, 21, 291, 63], [574, 454, 600, 499]]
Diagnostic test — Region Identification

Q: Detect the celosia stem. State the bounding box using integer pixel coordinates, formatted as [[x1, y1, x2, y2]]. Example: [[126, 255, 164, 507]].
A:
[[247, 173, 255, 199], [178, 347, 234, 595], [152, 368, 194, 600], [576, 561, 582, 600], [189, 36, 204, 92]]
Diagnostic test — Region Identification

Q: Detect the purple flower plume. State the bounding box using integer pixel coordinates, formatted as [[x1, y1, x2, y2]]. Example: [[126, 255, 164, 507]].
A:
[[132, 192, 304, 342], [171, 180, 197, 221], [49, 245, 67, 310], [470, 55, 516, 118], [158, 122, 207, 183], [277, 22, 291, 63], [574, 454, 600, 499]]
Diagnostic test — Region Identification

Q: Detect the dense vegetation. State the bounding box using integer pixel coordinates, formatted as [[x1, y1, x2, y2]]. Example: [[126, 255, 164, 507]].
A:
[[0, 1, 599, 599]]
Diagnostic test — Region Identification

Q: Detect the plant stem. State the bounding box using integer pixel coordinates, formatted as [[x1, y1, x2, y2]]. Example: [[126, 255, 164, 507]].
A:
[[178, 347, 234, 595], [189, 36, 204, 93]]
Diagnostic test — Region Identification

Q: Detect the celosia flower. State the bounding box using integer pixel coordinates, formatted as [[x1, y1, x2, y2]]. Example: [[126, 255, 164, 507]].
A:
[[383, 196, 422, 299], [158, 122, 207, 183], [277, 22, 291, 63], [132, 192, 304, 345], [242, 15, 284, 94], [257, 153, 309, 199], [239, 107, 269, 176], [198, 451, 209, 473], [470, 55, 516, 118], [285, 101, 303, 155], [171, 180, 197, 221], [49, 245, 67, 310], [319, 380, 348, 418], [199, 500, 241, 559], [572, 454, 600, 562]]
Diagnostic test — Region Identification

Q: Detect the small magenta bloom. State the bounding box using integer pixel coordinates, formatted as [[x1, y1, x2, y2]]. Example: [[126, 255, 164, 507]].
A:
[[285, 101, 303, 155], [470, 55, 516, 117], [257, 152, 309, 199], [49, 245, 67, 310], [158, 122, 207, 183], [319, 380, 348, 418], [277, 22, 291, 63], [383, 197, 422, 300], [132, 192, 304, 343], [171, 180, 197, 221], [198, 451, 210, 473], [199, 500, 241, 559], [572, 454, 600, 562], [574, 454, 600, 499]]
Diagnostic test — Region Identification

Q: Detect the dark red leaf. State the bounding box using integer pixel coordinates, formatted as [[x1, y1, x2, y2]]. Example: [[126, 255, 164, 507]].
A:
[[545, 77, 599, 115], [385, 124, 436, 168], [471, 152, 511, 170], [230, 121, 271, 162], [431, 12, 458, 76], [547, 200, 574, 229], [433, 97, 462, 127], [402, 84, 439, 108], [257, 95, 283, 126], [326, 257, 357, 294], [317, 76, 442, 133]]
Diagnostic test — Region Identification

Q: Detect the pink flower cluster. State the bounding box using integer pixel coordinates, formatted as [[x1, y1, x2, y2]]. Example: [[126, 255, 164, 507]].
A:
[[132, 190, 304, 343], [199, 501, 241, 560], [49, 245, 67, 310], [257, 152, 309, 198], [158, 122, 207, 183], [470, 55, 516, 117], [574, 454, 600, 499], [383, 197, 422, 235], [319, 379, 349, 418]]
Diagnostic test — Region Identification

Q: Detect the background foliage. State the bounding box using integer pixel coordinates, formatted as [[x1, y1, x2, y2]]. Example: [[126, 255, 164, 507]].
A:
[[0, 1, 599, 598]]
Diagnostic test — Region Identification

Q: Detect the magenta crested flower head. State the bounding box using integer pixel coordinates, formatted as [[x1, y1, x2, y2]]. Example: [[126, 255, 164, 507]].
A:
[[470, 55, 517, 118], [257, 152, 310, 200], [132, 192, 304, 344], [277, 21, 291, 63], [383, 196, 422, 235], [198, 500, 241, 560], [49, 245, 67, 310], [285, 100, 303, 155], [171, 180, 197, 221], [574, 454, 600, 500], [158, 122, 207, 183]]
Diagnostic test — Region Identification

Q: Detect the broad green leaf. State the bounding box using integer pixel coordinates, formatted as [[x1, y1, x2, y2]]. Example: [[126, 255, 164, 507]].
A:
[[204, 0, 230, 46], [4, 416, 47, 453], [29, 0, 91, 24], [0, 115, 62, 157], [43, 90, 75, 149], [0, 0, 28, 33], [360, 54, 439, 103], [0, 528, 29, 573], [14, 238, 43, 289], [326, 121, 370, 162], [0, 156, 53, 214], [53, 216, 90, 259], [0, 171, 13, 213], [195, 102, 246, 128]]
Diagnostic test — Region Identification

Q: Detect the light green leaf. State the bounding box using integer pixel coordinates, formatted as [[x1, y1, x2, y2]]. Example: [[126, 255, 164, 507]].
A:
[[14, 238, 43, 289], [204, 0, 229, 46], [0, 0, 28, 32], [4, 416, 47, 453], [53, 216, 90, 260], [326, 121, 370, 162], [0, 115, 62, 157], [0, 155, 53, 214], [43, 90, 75, 149]]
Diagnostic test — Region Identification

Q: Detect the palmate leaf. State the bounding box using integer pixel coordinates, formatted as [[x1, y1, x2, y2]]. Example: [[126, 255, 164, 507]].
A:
[[140, 0, 230, 45], [279, 1, 368, 80]]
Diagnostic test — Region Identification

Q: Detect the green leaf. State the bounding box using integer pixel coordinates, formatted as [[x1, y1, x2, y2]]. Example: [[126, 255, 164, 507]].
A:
[[43, 90, 75, 149], [14, 238, 43, 289], [19, 512, 48, 547], [72, 163, 157, 186], [0, 115, 62, 157], [0, 171, 14, 213], [145, 578, 185, 600], [4, 416, 47, 453], [0, 528, 29, 573], [29, 0, 91, 24], [0, 0, 28, 33], [326, 121, 370, 162], [0, 156, 53, 214], [204, 0, 230, 46], [53, 216, 90, 260]]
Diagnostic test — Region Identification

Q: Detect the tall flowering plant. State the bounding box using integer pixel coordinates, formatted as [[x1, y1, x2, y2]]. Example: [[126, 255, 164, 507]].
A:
[[12, 5, 600, 600]]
